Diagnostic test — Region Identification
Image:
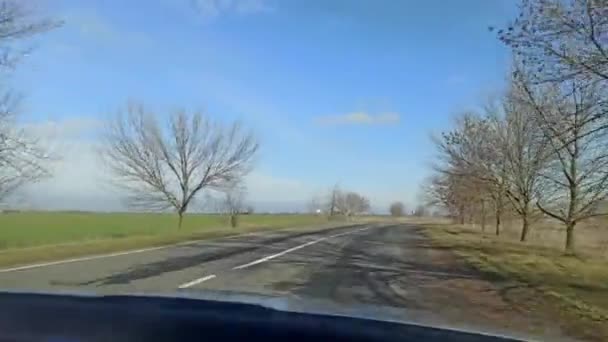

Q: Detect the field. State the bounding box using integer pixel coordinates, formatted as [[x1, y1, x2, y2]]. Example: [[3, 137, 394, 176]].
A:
[[423, 221, 608, 338], [0, 212, 328, 268]]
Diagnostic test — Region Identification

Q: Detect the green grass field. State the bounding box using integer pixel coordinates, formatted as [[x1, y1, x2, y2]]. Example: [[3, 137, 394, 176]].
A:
[[0, 212, 328, 267]]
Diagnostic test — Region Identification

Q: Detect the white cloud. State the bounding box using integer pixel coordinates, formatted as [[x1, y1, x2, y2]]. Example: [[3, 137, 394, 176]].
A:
[[315, 112, 400, 126], [12, 117, 119, 211], [24, 117, 101, 140], [62, 9, 152, 48], [192, 0, 274, 18]]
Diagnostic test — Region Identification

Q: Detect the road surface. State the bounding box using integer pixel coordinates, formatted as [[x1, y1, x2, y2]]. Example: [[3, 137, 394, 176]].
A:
[[0, 223, 572, 340]]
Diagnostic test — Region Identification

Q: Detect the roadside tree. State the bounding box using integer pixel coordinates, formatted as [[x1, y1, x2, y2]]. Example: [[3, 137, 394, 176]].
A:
[[517, 74, 608, 253], [222, 183, 247, 228], [0, 1, 59, 199], [389, 201, 405, 217], [498, 0, 608, 139], [335, 191, 370, 217], [498, 71, 553, 241], [101, 103, 258, 228]]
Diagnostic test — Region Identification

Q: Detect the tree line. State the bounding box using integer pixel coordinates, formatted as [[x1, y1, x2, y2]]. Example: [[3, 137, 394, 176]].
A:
[[308, 185, 371, 217], [425, 0, 608, 254]]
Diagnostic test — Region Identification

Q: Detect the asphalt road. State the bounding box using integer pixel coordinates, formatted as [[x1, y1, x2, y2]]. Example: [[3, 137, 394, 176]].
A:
[[0, 223, 573, 341]]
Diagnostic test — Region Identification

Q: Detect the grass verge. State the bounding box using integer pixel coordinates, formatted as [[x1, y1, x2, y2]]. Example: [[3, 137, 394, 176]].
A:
[[422, 223, 608, 323], [0, 213, 330, 268]]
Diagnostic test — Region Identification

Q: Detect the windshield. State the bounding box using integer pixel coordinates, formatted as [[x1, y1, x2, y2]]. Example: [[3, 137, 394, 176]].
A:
[[0, 1, 607, 341]]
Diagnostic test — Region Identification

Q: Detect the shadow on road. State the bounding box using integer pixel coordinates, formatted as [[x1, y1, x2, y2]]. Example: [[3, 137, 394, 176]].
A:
[[272, 225, 479, 309], [52, 225, 363, 287]]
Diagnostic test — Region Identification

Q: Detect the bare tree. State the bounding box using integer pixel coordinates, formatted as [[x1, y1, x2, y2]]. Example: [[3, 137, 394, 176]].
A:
[[422, 173, 477, 225], [335, 191, 370, 217], [431, 95, 555, 238], [498, 0, 608, 139], [413, 204, 428, 217], [101, 103, 259, 228], [485, 178, 507, 236], [222, 183, 246, 228], [324, 185, 370, 217], [0, 98, 49, 200], [326, 184, 341, 216], [497, 72, 553, 241], [389, 201, 405, 217], [0, 1, 59, 200], [518, 73, 608, 253], [498, 0, 608, 85], [433, 112, 508, 235], [428, 60, 608, 253], [0, 1, 59, 71]]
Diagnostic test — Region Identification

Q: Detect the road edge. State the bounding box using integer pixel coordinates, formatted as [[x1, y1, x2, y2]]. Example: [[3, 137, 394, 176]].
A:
[[0, 221, 356, 272]]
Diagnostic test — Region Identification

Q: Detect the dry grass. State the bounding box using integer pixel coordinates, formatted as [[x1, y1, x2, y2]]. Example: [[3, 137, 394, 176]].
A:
[[498, 217, 608, 258], [423, 223, 608, 324]]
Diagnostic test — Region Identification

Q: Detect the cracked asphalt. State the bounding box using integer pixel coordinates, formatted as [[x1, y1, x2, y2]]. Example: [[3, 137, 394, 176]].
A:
[[0, 223, 575, 341]]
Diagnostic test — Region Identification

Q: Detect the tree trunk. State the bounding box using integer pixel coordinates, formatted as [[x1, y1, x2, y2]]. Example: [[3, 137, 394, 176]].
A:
[[520, 214, 529, 242], [494, 197, 502, 236], [459, 204, 465, 225], [495, 214, 501, 236], [492, 193, 502, 236], [230, 214, 238, 228], [565, 221, 576, 254], [480, 200, 486, 233], [177, 212, 184, 229]]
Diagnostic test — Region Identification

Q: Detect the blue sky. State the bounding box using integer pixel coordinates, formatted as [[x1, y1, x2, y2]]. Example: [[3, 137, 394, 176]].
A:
[[13, 0, 515, 212]]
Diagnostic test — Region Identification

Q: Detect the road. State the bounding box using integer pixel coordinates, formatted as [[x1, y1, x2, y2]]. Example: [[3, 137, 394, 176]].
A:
[[0, 223, 572, 341]]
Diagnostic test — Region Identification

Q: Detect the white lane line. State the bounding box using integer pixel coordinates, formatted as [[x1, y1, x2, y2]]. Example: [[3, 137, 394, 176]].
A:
[[233, 239, 323, 270], [232, 226, 372, 270], [175, 225, 373, 289], [178, 274, 217, 289], [0, 225, 359, 273], [0, 245, 169, 273], [0, 231, 264, 273]]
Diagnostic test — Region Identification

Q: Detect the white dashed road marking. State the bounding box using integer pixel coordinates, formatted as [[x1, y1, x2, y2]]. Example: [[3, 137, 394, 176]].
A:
[[232, 226, 372, 270], [0, 231, 261, 273], [178, 274, 217, 288], [176, 225, 372, 289]]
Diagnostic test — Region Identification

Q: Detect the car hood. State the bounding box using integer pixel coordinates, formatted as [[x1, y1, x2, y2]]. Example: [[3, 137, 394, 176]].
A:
[[168, 289, 539, 341], [2, 288, 552, 341]]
